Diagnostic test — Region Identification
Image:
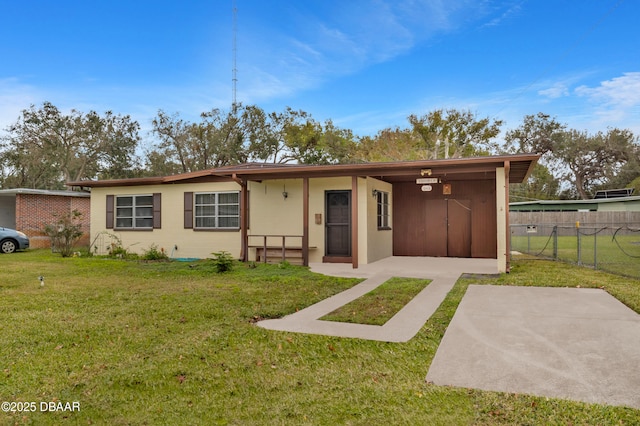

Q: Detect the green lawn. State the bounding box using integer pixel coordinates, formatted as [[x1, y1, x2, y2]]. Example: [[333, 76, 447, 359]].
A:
[[511, 232, 640, 278], [321, 277, 431, 325], [1, 250, 639, 425]]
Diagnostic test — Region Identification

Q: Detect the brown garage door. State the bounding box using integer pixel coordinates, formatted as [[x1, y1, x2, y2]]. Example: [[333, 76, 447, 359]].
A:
[[395, 197, 471, 257]]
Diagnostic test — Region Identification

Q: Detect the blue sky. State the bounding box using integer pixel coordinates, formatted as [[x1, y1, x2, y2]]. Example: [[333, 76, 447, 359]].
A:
[[1, 0, 639, 143]]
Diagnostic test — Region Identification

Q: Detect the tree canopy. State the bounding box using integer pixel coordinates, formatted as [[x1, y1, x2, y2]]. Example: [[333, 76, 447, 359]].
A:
[[0, 102, 140, 189], [1, 102, 638, 200], [505, 113, 640, 199], [354, 109, 503, 162]]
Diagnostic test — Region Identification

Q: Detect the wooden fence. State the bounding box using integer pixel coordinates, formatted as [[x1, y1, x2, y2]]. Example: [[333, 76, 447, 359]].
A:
[[510, 211, 640, 228]]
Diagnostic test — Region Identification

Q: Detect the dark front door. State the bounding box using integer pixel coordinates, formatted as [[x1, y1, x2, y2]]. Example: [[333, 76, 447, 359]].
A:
[[325, 191, 351, 257]]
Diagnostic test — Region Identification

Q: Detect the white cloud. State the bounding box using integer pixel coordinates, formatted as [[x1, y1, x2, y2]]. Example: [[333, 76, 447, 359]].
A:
[[481, 1, 524, 28], [238, 1, 497, 104], [575, 72, 640, 108], [575, 72, 640, 129], [0, 78, 40, 129], [538, 83, 570, 99]]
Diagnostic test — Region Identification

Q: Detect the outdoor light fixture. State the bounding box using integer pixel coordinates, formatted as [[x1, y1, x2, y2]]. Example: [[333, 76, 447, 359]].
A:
[[420, 169, 432, 177], [372, 189, 379, 198], [282, 191, 288, 199]]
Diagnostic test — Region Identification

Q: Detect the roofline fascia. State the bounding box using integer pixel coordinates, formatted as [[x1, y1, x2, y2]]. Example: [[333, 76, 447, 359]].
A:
[[66, 154, 540, 188]]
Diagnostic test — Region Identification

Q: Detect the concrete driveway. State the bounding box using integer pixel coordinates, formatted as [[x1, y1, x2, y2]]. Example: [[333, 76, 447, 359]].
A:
[[426, 285, 640, 409]]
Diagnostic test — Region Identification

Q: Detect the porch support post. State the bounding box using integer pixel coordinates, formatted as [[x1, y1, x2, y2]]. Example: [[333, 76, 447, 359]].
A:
[[504, 161, 511, 273], [237, 176, 249, 262], [351, 175, 359, 269], [302, 177, 309, 266]]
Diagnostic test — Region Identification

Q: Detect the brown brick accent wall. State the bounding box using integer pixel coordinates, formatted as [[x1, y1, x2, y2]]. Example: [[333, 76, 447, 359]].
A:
[[15, 194, 91, 249], [70, 196, 91, 247]]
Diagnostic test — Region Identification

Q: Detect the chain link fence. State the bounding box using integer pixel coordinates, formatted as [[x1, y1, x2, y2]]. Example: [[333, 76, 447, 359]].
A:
[[510, 224, 640, 278]]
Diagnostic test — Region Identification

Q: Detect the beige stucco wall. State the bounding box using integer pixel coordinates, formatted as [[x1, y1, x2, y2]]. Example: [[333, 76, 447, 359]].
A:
[[89, 182, 242, 259], [249, 176, 392, 264], [308, 177, 352, 263], [496, 167, 507, 273], [246, 179, 304, 261], [89, 176, 395, 264], [365, 177, 393, 264]]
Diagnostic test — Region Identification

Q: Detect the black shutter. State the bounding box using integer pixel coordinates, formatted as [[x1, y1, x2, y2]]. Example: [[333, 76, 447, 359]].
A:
[[106, 195, 114, 229], [153, 193, 161, 229], [184, 192, 193, 229]]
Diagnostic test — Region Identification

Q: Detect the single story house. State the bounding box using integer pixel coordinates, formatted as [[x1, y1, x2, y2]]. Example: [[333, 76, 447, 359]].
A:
[[0, 188, 91, 248], [67, 154, 538, 272]]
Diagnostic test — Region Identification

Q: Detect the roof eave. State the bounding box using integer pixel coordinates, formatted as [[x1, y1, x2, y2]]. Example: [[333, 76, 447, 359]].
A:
[[65, 154, 540, 188]]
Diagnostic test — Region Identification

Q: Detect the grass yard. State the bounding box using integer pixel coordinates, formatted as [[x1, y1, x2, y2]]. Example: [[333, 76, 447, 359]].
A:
[[1, 250, 640, 425], [511, 232, 640, 278], [321, 277, 431, 325]]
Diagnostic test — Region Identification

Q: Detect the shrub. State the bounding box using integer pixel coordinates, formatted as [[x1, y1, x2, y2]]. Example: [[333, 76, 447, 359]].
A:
[[43, 210, 84, 258], [142, 244, 168, 261], [211, 251, 235, 273], [278, 260, 291, 269]]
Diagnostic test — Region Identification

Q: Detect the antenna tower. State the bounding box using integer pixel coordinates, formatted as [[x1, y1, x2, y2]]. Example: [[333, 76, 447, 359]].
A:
[[232, 0, 238, 112]]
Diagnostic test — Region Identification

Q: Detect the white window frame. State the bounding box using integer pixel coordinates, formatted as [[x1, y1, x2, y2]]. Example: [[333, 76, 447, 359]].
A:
[[377, 191, 390, 230], [194, 191, 240, 230], [115, 194, 154, 229]]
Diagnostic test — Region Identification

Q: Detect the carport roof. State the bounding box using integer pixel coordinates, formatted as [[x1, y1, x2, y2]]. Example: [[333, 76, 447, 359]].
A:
[[67, 154, 539, 188]]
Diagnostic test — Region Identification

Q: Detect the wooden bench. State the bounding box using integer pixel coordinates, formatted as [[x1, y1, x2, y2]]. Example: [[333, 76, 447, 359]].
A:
[[251, 246, 317, 265], [248, 235, 315, 265]]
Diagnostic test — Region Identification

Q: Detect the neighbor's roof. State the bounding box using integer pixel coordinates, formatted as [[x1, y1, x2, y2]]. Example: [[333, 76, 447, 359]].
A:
[[67, 154, 539, 188], [510, 196, 640, 207], [0, 188, 90, 197]]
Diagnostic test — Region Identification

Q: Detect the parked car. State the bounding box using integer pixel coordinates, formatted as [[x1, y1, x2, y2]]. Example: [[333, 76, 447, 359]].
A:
[[0, 227, 30, 253]]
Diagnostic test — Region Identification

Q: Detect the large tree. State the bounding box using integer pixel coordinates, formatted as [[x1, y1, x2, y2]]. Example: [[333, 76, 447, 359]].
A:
[[147, 105, 357, 172], [510, 163, 560, 201], [242, 106, 356, 164], [354, 128, 423, 162], [505, 113, 639, 199], [276, 117, 357, 164], [149, 108, 248, 174], [408, 109, 503, 159], [354, 109, 503, 162], [555, 128, 637, 199], [0, 102, 141, 189]]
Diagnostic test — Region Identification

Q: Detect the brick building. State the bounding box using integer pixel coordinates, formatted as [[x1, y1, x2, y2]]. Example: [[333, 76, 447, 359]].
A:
[[0, 189, 90, 249]]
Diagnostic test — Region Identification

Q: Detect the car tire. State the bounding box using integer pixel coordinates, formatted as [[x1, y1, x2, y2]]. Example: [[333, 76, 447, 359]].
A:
[[1, 239, 17, 254]]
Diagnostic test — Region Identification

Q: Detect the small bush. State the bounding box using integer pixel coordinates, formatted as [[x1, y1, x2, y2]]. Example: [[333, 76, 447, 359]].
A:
[[142, 244, 168, 261], [278, 260, 291, 269], [211, 251, 235, 273], [94, 233, 137, 259], [43, 210, 84, 257], [108, 241, 136, 259]]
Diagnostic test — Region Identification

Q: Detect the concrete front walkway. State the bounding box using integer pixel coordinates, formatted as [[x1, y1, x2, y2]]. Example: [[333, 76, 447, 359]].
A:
[[257, 256, 498, 342]]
